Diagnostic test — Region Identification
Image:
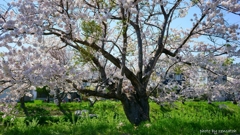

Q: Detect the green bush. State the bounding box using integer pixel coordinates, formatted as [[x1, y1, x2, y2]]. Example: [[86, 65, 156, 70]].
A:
[[1, 116, 16, 127], [34, 100, 43, 104]]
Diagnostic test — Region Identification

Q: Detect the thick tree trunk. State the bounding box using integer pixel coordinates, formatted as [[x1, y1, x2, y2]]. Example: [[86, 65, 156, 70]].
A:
[[20, 96, 29, 116], [47, 95, 50, 103], [120, 93, 150, 126]]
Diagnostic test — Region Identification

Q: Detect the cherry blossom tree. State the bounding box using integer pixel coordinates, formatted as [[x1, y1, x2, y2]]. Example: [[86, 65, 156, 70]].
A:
[[0, 35, 85, 109], [155, 54, 240, 104], [1, 0, 240, 125]]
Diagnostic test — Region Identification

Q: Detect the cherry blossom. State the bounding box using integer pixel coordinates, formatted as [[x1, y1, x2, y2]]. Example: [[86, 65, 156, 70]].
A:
[[0, 0, 240, 125]]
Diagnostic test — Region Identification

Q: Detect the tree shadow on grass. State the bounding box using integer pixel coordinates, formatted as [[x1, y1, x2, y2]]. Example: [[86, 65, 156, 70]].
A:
[[187, 102, 235, 117], [205, 103, 235, 117], [23, 105, 75, 125], [27, 106, 50, 117], [160, 105, 172, 113]]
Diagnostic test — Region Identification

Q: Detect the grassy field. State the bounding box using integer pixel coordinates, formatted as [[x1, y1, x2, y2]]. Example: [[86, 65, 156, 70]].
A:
[[0, 100, 240, 135]]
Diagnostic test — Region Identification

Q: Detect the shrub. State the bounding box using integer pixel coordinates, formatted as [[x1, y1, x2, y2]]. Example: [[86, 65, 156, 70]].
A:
[[34, 100, 43, 104]]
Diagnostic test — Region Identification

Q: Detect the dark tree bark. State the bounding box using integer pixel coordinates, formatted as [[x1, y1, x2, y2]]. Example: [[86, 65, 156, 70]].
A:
[[54, 87, 63, 107], [47, 95, 50, 103], [20, 96, 29, 116], [67, 78, 151, 125], [120, 93, 150, 126]]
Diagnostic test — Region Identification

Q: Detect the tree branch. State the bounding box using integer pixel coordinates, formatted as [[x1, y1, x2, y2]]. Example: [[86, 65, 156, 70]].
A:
[[181, 61, 218, 75], [66, 79, 118, 99]]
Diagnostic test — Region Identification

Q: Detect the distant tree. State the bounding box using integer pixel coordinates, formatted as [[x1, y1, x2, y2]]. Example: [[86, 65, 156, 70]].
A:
[[36, 86, 51, 103]]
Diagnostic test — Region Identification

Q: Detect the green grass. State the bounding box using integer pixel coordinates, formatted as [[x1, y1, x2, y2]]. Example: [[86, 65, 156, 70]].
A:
[[0, 100, 240, 135], [34, 100, 43, 104]]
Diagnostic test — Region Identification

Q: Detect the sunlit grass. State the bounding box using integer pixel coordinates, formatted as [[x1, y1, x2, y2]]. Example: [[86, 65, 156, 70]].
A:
[[0, 100, 240, 135]]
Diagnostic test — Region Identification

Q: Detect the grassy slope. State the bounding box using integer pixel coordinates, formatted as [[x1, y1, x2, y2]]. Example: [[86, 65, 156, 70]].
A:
[[1, 100, 240, 135]]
